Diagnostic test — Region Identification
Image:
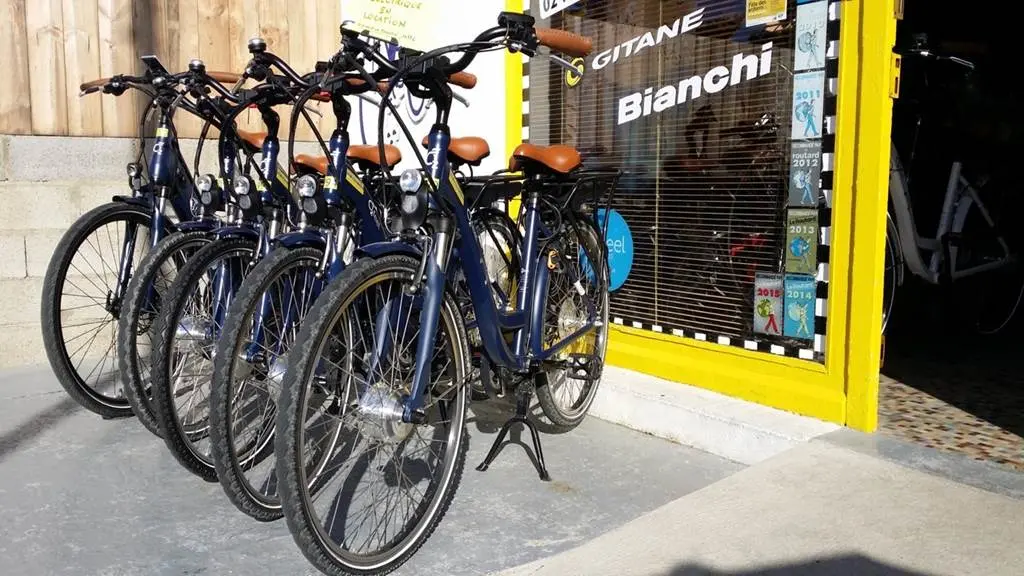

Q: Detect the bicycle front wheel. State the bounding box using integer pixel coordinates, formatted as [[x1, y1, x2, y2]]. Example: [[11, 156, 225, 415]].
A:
[[276, 254, 469, 576], [210, 246, 326, 522], [117, 230, 213, 438], [41, 201, 155, 418], [150, 237, 258, 481]]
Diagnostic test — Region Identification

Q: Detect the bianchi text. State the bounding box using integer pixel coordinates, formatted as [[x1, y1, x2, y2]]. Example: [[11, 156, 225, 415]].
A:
[[617, 43, 774, 126]]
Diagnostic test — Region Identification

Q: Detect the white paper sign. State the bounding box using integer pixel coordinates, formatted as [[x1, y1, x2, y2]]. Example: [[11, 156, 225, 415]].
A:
[[539, 0, 582, 20], [340, 0, 445, 52]]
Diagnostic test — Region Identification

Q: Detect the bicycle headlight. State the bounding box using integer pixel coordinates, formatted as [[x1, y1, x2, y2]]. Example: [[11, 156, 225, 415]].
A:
[[126, 162, 142, 178], [233, 176, 254, 211], [396, 170, 429, 233], [296, 174, 318, 198], [399, 169, 423, 193], [195, 173, 214, 193], [233, 176, 251, 197]]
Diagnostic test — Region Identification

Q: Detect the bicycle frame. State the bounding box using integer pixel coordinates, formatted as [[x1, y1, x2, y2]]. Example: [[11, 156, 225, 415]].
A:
[[359, 126, 601, 422], [245, 95, 390, 362], [119, 105, 201, 313], [209, 108, 294, 339], [888, 140, 1014, 285]]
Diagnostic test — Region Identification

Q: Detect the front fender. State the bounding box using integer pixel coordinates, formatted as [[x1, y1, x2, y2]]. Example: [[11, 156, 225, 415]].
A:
[[176, 219, 220, 234], [274, 230, 327, 250], [112, 194, 152, 210], [212, 225, 260, 241], [354, 240, 422, 260]]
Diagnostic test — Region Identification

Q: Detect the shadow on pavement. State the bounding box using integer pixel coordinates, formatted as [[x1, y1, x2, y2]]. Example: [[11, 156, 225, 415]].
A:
[[0, 394, 82, 464], [666, 554, 932, 575]]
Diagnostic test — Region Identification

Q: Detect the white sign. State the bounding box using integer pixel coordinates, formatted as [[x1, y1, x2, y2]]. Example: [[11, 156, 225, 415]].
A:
[[539, 0, 581, 20], [791, 70, 825, 140], [340, 0, 444, 52], [592, 8, 704, 71], [617, 43, 774, 125]]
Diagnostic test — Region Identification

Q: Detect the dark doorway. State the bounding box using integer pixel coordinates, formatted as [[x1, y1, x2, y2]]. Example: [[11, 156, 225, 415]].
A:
[[880, 0, 1024, 472]]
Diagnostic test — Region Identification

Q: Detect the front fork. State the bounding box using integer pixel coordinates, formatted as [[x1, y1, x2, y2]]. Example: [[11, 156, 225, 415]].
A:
[[131, 193, 170, 315], [401, 218, 455, 422]]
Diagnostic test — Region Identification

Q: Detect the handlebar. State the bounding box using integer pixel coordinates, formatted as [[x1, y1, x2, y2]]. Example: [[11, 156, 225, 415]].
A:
[[901, 47, 975, 70]]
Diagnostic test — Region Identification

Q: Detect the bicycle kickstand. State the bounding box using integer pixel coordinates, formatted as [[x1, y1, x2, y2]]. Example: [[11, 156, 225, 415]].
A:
[[475, 376, 551, 481]]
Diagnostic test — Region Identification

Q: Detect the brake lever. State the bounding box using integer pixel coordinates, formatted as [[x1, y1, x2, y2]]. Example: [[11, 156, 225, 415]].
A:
[[548, 53, 583, 78]]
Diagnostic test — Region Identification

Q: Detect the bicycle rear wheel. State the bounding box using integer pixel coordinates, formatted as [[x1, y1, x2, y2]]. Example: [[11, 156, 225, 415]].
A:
[[276, 254, 468, 576], [210, 246, 325, 521], [41, 202, 155, 418], [150, 237, 258, 481], [536, 218, 609, 431]]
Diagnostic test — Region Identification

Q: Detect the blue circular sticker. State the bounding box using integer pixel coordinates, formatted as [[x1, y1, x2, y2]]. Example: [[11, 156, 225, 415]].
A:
[[582, 208, 633, 292]]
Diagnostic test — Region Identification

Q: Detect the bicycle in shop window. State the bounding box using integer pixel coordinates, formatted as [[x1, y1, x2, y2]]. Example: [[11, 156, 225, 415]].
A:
[[648, 106, 787, 338], [885, 38, 1024, 335], [272, 15, 617, 576]]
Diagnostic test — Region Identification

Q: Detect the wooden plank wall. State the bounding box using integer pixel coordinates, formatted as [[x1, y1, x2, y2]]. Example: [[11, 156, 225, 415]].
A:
[[0, 0, 342, 139]]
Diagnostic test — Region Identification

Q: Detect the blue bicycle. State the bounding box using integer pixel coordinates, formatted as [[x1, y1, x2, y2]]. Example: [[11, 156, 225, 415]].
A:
[[40, 57, 241, 420], [148, 38, 321, 481], [274, 16, 613, 575], [207, 47, 407, 521], [116, 59, 268, 439]]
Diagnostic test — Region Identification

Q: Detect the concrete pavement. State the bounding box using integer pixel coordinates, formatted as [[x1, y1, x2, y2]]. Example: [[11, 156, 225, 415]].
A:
[[493, 433, 1024, 576], [0, 366, 741, 576]]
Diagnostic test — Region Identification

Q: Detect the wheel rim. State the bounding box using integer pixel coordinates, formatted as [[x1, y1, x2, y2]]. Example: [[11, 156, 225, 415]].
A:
[[54, 210, 152, 408], [294, 265, 466, 570], [543, 222, 609, 419], [168, 245, 255, 465], [228, 253, 324, 506]]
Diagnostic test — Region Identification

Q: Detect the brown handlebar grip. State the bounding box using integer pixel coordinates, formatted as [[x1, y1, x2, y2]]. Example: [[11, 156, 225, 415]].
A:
[[343, 78, 390, 93], [208, 71, 243, 84], [80, 77, 111, 92], [448, 71, 477, 89], [535, 28, 593, 58]]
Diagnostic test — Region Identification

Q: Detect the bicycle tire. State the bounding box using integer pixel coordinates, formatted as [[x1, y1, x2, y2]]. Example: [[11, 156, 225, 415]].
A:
[[117, 230, 213, 438], [210, 245, 324, 522], [536, 219, 609, 431], [41, 201, 155, 419], [276, 254, 469, 576], [150, 236, 258, 482]]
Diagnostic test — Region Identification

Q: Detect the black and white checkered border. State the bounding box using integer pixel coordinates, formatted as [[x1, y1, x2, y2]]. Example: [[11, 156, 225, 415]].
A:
[[520, 0, 842, 362], [611, 316, 822, 360]]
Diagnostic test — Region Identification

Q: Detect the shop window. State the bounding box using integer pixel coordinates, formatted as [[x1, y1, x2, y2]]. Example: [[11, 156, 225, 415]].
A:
[[525, 0, 840, 361]]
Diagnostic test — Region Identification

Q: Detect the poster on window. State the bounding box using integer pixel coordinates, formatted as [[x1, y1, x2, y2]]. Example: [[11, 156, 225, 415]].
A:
[[785, 208, 818, 275], [794, 1, 828, 71], [784, 274, 816, 340], [745, 0, 787, 27], [753, 273, 784, 336], [789, 140, 822, 207], [791, 70, 825, 140]]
